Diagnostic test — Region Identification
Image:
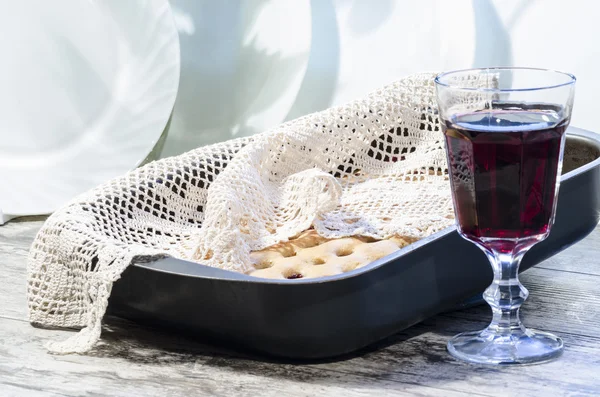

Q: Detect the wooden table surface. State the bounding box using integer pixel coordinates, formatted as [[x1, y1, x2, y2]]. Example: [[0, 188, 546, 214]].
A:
[[1, 218, 599, 397]]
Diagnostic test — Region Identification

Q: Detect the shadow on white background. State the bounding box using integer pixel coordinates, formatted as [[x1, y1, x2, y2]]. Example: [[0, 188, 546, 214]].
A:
[[163, 0, 600, 157], [164, 0, 311, 156]]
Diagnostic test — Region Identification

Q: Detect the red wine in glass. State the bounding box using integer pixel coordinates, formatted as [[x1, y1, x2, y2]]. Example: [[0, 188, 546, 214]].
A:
[[444, 103, 568, 253], [436, 67, 575, 366]]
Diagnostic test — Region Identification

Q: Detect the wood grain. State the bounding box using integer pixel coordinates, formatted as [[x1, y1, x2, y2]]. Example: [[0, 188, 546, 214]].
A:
[[0, 218, 44, 321], [536, 229, 600, 276], [1, 220, 599, 397]]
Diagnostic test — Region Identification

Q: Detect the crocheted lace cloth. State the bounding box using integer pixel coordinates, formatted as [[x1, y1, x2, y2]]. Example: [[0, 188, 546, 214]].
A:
[[27, 72, 491, 354]]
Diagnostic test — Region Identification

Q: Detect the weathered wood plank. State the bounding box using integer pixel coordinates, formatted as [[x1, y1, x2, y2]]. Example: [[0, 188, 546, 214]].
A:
[[2, 220, 600, 396], [445, 267, 600, 339], [0, 219, 45, 321], [1, 317, 489, 397], [536, 229, 600, 276], [2, 383, 56, 397], [2, 312, 599, 397], [317, 317, 600, 397]]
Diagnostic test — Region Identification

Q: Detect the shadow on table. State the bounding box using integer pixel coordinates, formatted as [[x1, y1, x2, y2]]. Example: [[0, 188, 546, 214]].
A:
[[90, 310, 494, 388], [94, 315, 434, 365]]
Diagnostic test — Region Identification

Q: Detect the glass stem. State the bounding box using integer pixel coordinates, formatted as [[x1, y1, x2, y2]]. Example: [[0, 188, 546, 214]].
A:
[[482, 247, 530, 335]]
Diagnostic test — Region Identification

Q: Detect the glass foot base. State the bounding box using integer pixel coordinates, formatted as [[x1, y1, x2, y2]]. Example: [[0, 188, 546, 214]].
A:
[[447, 328, 563, 365]]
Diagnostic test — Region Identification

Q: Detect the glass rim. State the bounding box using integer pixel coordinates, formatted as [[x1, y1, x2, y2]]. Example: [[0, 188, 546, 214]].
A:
[[434, 67, 576, 93]]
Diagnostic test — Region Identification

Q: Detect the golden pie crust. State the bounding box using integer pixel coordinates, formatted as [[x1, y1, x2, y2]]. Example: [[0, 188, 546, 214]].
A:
[[249, 229, 414, 279]]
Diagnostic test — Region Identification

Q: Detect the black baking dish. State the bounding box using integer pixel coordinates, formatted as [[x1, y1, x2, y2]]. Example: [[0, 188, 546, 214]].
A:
[[108, 127, 600, 360]]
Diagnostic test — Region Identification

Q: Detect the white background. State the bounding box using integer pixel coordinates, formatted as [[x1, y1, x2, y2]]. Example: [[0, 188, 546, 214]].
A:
[[164, 0, 600, 157]]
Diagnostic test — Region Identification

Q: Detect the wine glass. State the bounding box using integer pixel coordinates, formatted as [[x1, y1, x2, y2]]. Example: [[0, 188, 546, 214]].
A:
[[435, 67, 576, 365]]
